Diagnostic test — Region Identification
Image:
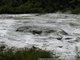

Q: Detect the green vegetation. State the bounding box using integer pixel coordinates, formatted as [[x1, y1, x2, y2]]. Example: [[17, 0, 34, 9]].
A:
[[76, 55, 80, 60], [0, 46, 59, 60], [74, 54, 80, 60], [0, 0, 80, 14]]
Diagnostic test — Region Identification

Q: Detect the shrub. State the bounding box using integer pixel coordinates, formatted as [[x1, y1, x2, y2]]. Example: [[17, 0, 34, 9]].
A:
[[0, 47, 59, 60]]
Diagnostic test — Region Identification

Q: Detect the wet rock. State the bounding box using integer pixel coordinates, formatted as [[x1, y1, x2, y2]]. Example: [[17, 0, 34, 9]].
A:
[[46, 30, 56, 33], [16, 26, 43, 35], [65, 16, 68, 18], [59, 30, 68, 35], [56, 37, 62, 40], [16, 26, 31, 32], [65, 38, 72, 40], [58, 46, 63, 48], [69, 22, 80, 26], [16, 26, 58, 35], [74, 37, 80, 42], [30, 30, 42, 35], [35, 14, 42, 16]]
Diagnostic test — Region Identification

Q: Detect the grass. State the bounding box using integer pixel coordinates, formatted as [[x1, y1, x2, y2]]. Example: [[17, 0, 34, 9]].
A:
[[0, 46, 59, 60]]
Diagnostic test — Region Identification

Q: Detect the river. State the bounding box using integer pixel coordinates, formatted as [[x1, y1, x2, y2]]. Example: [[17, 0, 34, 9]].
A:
[[0, 13, 80, 60]]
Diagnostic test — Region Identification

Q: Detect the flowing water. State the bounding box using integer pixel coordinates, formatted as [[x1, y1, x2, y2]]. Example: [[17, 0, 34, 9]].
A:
[[0, 13, 80, 60]]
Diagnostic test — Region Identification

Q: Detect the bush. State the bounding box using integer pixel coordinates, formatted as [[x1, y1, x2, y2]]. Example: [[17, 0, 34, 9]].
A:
[[0, 47, 59, 60]]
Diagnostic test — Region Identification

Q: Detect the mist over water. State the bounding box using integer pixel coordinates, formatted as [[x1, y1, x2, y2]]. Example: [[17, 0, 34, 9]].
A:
[[0, 13, 80, 60]]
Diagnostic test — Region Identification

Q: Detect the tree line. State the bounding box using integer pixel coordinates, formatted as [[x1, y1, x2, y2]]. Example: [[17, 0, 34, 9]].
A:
[[0, 0, 80, 14]]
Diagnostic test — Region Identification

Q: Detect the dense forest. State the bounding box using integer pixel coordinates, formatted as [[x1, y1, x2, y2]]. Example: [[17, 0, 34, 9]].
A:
[[0, 0, 80, 14]]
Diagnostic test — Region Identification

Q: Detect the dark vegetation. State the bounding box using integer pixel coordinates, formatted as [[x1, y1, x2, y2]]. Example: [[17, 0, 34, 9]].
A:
[[0, 45, 59, 60], [0, 0, 80, 14], [77, 56, 80, 60]]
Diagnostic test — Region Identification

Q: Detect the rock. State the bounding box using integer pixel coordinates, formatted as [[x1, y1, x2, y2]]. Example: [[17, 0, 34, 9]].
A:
[[30, 30, 42, 35], [16, 26, 31, 32], [59, 30, 69, 35], [56, 37, 62, 40]]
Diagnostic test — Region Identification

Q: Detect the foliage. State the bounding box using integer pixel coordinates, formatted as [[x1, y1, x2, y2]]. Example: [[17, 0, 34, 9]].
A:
[[76, 56, 80, 60], [0, 47, 59, 60], [0, 0, 80, 14]]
